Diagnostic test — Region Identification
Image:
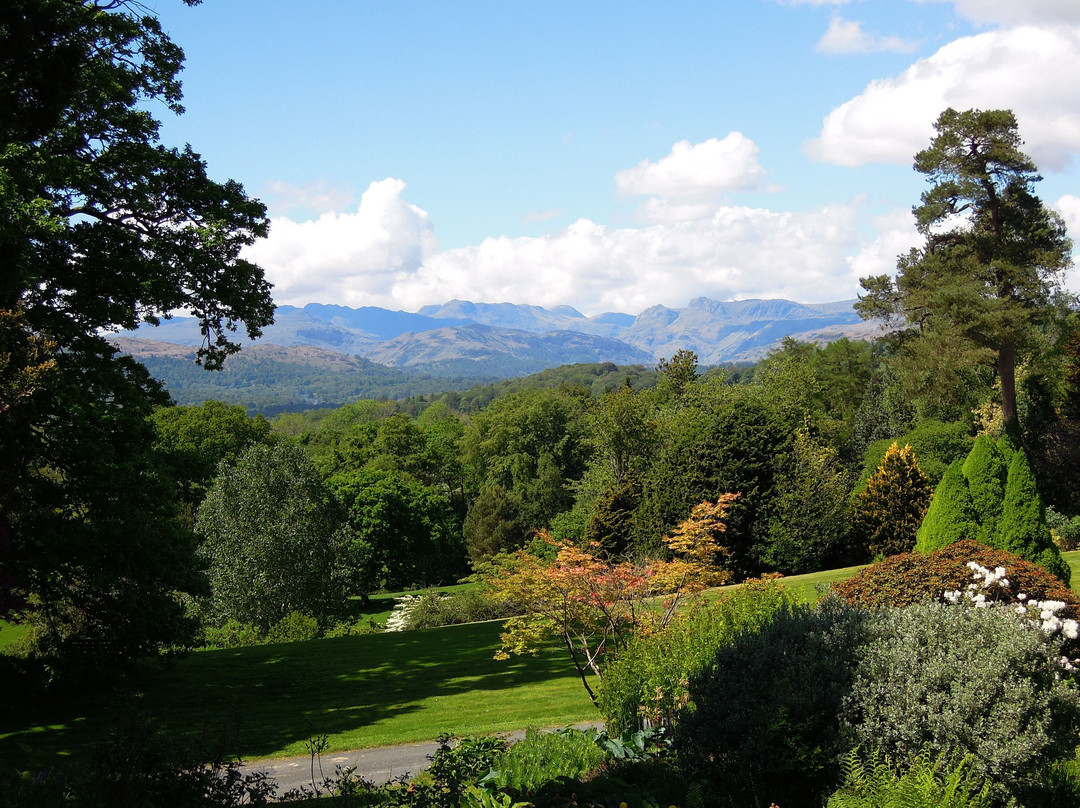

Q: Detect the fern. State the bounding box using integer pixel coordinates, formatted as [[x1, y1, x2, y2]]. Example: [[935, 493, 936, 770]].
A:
[[826, 747, 991, 808]]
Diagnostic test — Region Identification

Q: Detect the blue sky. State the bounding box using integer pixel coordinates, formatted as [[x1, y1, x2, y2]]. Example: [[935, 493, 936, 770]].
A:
[[148, 0, 1080, 315]]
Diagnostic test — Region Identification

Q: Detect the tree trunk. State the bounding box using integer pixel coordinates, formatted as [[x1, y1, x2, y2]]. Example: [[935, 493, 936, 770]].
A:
[[1000, 343, 1018, 430]]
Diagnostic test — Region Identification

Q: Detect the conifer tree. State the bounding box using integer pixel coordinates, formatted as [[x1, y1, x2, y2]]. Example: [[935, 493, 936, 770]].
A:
[[915, 460, 979, 553], [996, 452, 1069, 583], [961, 435, 1008, 545], [851, 443, 933, 558]]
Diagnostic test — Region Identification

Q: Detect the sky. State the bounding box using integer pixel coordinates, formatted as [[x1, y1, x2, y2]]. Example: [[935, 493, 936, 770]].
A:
[[147, 0, 1080, 316]]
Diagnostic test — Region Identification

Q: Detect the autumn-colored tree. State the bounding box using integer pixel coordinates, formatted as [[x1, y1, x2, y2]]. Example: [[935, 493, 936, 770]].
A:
[[482, 495, 735, 703], [850, 443, 933, 559]]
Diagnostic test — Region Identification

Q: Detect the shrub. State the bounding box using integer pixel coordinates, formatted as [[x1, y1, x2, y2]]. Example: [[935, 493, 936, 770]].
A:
[[202, 620, 264, 649], [962, 435, 1008, 544], [323, 618, 381, 638], [489, 728, 610, 794], [826, 747, 991, 808], [850, 442, 932, 559], [674, 597, 870, 808], [265, 611, 319, 644], [857, 419, 972, 490], [915, 460, 978, 551], [842, 602, 1080, 807], [402, 588, 518, 631], [832, 539, 1080, 618], [1048, 506, 1080, 551], [598, 578, 791, 733], [418, 733, 508, 807], [997, 451, 1069, 583]]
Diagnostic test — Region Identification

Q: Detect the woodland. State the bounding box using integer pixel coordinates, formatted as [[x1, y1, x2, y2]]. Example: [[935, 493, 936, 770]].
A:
[[3, 1, 1080, 807]]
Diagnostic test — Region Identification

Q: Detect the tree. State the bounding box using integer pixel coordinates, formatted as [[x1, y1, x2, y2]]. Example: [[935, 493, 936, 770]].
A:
[[195, 443, 357, 632], [0, 1, 274, 665], [850, 443, 932, 560], [915, 460, 979, 553], [857, 108, 1072, 430], [329, 468, 466, 591], [483, 496, 733, 704], [766, 429, 854, 573]]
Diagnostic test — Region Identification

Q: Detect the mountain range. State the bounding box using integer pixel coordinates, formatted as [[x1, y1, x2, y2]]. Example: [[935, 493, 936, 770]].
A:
[[110, 297, 882, 412], [118, 296, 879, 370]]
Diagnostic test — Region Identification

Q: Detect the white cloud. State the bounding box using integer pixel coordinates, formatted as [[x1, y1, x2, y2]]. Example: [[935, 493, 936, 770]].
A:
[[847, 207, 922, 282], [250, 184, 872, 314], [917, 0, 1080, 27], [806, 25, 1080, 170], [615, 134, 766, 202], [1054, 194, 1080, 238], [244, 178, 438, 306], [261, 179, 355, 217], [816, 16, 917, 54]]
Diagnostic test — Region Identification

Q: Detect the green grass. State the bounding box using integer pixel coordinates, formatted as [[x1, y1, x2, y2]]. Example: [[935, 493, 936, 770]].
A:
[[0, 620, 593, 770], [0, 620, 28, 651]]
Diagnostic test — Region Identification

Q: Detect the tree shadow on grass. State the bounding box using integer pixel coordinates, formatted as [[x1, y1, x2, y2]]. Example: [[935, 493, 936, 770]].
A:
[[0, 620, 589, 769]]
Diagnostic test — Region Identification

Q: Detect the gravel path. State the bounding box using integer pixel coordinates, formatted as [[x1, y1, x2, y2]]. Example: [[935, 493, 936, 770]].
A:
[[240, 723, 602, 796]]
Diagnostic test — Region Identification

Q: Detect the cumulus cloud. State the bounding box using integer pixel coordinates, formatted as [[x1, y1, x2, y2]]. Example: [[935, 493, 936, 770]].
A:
[[807, 25, 1080, 170], [247, 181, 873, 314], [615, 134, 766, 202], [847, 206, 922, 282], [1054, 194, 1080, 237], [816, 16, 918, 54], [244, 178, 437, 307], [918, 0, 1080, 27]]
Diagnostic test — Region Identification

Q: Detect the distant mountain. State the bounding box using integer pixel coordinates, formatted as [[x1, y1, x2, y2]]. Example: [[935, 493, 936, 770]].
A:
[[365, 323, 653, 377], [117, 296, 880, 381]]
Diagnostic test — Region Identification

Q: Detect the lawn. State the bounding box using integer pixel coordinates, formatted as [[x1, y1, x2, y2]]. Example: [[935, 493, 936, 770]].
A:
[[0, 620, 594, 770]]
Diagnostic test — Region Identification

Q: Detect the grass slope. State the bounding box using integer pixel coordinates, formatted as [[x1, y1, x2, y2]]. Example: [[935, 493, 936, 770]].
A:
[[0, 621, 592, 770]]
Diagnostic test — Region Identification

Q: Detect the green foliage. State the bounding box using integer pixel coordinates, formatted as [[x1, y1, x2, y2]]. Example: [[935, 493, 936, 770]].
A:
[[635, 383, 795, 575], [1048, 506, 1080, 551], [330, 467, 465, 590], [598, 579, 792, 734], [962, 435, 1008, 544], [195, 442, 357, 631], [202, 620, 264, 650], [390, 588, 518, 631], [765, 428, 854, 573], [461, 387, 592, 536], [850, 442, 932, 560], [914, 436, 1070, 580], [464, 484, 530, 565], [997, 451, 1070, 583], [488, 728, 610, 793], [416, 733, 508, 807], [915, 460, 979, 552], [583, 474, 642, 558], [265, 611, 320, 645], [832, 539, 1080, 614], [674, 597, 869, 808], [826, 747, 991, 808], [858, 419, 972, 490], [843, 602, 1080, 807], [152, 400, 273, 517]]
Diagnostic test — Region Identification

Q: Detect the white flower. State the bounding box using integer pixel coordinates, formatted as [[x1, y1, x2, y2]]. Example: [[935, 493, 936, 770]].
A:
[[1064, 620, 1079, 640], [1018, 593, 1028, 601]]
